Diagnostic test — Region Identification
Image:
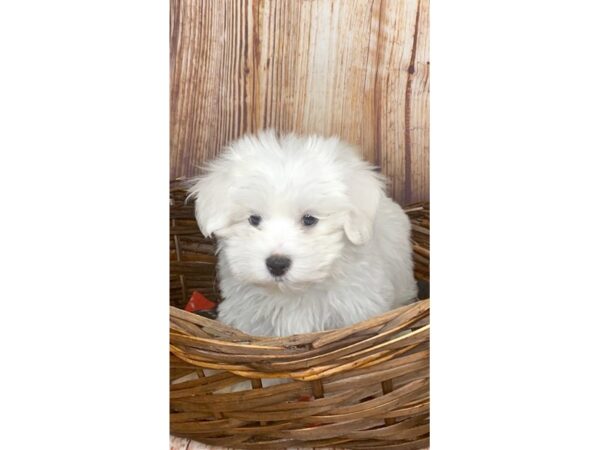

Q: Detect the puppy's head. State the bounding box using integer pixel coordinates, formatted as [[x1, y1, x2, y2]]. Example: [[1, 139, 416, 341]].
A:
[[188, 131, 384, 290]]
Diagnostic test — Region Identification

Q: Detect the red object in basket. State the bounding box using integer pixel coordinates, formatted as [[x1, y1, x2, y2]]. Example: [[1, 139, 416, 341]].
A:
[[184, 291, 217, 313]]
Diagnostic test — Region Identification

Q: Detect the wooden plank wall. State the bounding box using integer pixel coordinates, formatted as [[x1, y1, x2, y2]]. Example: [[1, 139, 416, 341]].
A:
[[171, 0, 429, 205]]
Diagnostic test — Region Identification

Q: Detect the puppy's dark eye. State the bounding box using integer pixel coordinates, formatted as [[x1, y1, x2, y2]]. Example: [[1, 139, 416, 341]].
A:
[[248, 215, 262, 227], [302, 214, 318, 227]]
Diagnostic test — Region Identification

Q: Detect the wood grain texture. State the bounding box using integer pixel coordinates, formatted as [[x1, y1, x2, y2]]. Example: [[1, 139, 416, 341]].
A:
[[171, 0, 429, 205]]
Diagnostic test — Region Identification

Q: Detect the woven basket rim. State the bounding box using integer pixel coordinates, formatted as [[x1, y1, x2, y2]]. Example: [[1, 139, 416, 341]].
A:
[[170, 298, 429, 346]]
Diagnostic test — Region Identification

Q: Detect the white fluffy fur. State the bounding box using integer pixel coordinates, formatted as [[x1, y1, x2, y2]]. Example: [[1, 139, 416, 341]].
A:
[[188, 131, 418, 337]]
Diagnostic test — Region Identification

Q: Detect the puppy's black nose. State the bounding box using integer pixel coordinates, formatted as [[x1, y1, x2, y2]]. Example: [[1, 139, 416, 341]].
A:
[[266, 255, 291, 277]]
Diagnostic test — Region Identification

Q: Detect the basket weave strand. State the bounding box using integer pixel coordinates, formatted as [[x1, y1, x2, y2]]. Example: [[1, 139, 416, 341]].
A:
[[170, 182, 430, 449]]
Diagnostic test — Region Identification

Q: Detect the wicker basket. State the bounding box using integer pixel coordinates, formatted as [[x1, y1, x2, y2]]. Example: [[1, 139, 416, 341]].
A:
[[170, 182, 430, 449]]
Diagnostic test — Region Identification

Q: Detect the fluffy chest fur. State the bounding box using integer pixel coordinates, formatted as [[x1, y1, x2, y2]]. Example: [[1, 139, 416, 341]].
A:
[[216, 255, 395, 336]]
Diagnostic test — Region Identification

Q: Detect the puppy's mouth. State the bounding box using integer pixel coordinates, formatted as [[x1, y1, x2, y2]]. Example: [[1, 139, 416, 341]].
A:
[[259, 269, 331, 291], [256, 275, 308, 293], [264, 276, 292, 287]]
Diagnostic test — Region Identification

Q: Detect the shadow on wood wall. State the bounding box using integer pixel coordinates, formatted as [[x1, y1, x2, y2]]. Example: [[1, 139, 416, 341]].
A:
[[171, 0, 429, 205]]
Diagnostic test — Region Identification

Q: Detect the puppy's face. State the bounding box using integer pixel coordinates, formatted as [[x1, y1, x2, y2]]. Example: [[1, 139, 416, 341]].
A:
[[219, 204, 345, 288], [189, 132, 383, 291]]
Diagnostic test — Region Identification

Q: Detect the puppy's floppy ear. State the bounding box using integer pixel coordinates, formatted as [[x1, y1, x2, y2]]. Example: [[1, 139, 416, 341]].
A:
[[343, 164, 385, 245], [187, 162, 233, 238]]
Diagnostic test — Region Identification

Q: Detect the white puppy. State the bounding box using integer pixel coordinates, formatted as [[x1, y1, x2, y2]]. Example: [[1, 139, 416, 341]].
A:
[[188, 131, 417, 337]]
